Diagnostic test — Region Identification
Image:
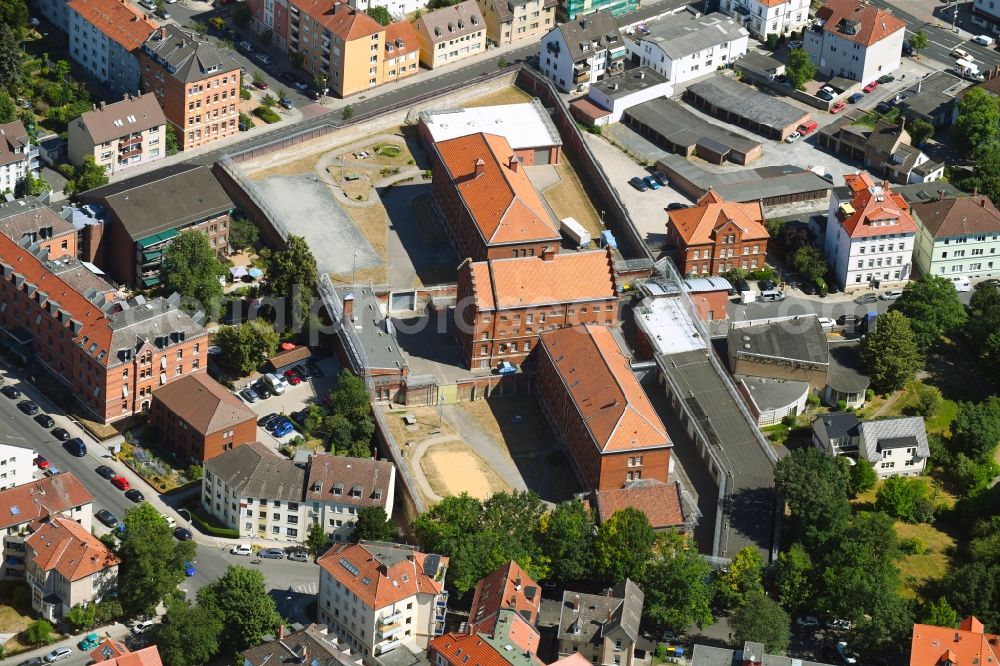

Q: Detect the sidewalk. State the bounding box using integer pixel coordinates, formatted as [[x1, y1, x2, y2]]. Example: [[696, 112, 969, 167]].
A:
[[6, 621, 133, 664]]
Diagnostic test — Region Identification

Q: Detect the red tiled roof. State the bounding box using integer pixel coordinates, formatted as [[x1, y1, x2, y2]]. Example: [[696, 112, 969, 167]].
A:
[[151, 373, 257, 436], [67, 0, 159, 51], [93, 645, 163, 666], [668, 190, 768, 247], [469, 561, 541, 633], [910, 617, 999, 666], [385, 20, 419, 55], [431, 621, 545, 666], [292, 0, 383, 42], [26, 516, 120, 581], [539, 324, 669, 453], [436, 132, 559, 247], [0, 473, 94, 531], [317, 542, 447, 609], [91, 638, 129, 662], [911, 195, 1000, 239], [836, 172, 917, 239], [593, 479, 684, 529], [816, 0, 905, 47], [269, 345, 311, 370], [0, 231, 116, 366], [466, 250, 616, 312]]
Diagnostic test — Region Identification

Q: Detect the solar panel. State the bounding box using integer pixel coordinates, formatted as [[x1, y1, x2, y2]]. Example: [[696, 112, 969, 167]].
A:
[[423, 553, 440, 576]]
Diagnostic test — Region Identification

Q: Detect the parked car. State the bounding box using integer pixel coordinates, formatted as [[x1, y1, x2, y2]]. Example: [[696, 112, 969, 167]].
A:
[[288, 550, 310, 562], [78, 633, 100, 651], [279, 97, 294, 110], [240, 386, 260, 403], [125, 489, 144, 503], [51, 427, 70, 441], [162, 515, 177, 529], [973, 34, 995, 46], [651, 172, 668, 186], [279, 71, 299, 86], [796, 616, 820, 628], [260, 548, 285, 559], [258, 413, 280, 428], [96, 465, 116, 479], [43, 648, 72, 663], [863, 81, 879, 93], [273, 420, 295, 438], [284, 368, 302, 385], [880, 289, 904, 300], [759, 279, 777, 292], [17, 658, 43, 666], [174, 527, 193, 541], [111, 476, 130, 491], [238, 40, 253, 51], [185, 561, 197, 576], [65, 437, 86, 457], [268, 417, 292, 433], [642, 175, 661, 190], [798, 119, 818, 135], [96, 509, 119, 528], [132, 620, 156, 634], [877, 73, 896, 83], [34, 414, 55, 428], [836, 641, 858, 665], [254, 53, 273, 65], [785, 131, 801, 143], [305, 359, 323, 377], [951, 47, 971, 59], [817, 89, 834, 101], [827, 619, 854, 630], [1, 385, 21, 399], [903, 41, 914, 56], [231, 544, 253, 555], [787, 39, 803, 49], [254, 79, 269, 90], [17, 400, 39, 415], [291, 409, 309, 426], [848, 92, 864, 104], [254, 381, 274, 399], [875, 100, 893, 114], [629, 176, 649, 191], [854, 292, 879, 304], [830, 101, 846, 113], [818, 317, 836, 330], [156, 7, 170, 18], [34, 455, 49, 469]]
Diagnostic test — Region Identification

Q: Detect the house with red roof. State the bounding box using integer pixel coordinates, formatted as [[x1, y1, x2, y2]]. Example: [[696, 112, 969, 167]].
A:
[[431, 131, 561, 262], [316, 541, 449, 663], [666, 190, 769, 277], [536, 324, 671, 492], [25, 516, 119, 620], [66, 0, 159, 97], [469, 561, 540, 638], [454, 248, 618, 370], [910, 617, 999, 666], [823, 172, 917, 291], [804, 0, 906, 84], [92, 645, 163, 666], [591, 479, 685, 531]]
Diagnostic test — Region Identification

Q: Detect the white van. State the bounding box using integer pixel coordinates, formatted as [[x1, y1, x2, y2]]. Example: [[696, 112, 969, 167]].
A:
[[263, 372, 287, 395], [760, 289, 785, 302], [951, 275, 972, 292]]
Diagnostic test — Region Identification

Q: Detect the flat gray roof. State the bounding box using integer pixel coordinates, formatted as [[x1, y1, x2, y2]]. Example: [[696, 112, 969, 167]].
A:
[[638, 12, 748, 60], [736, 51, 784, 74], [656, 154, 830, 202], [591, 66, 668, 99], [334, 286, 406, 372], [625, 97, 762, 154], [729, 318, 829, 366], [686, 76, 810, 131], [737, 376, 810, 411], [827, 341, 870, 394]]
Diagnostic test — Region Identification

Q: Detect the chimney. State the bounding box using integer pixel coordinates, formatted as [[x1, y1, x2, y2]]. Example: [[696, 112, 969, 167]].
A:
[[508, 155, 519, 172], [474, 158, 485, 177], [98, 101, 106, 110], [541, 246, 556, 261], [343, 293, 354, 322], [982, 197, 987, 207], [939, 189, 945, 201], [573, 594, 580, 612], [160, 26, 166, 39], [515, 576, 522, 591], [279, 624, 285, 640], [639, 70, 645, 79]]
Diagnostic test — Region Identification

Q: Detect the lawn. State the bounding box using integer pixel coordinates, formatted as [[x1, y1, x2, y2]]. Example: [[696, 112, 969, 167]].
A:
[[889, 381, 959, 436], [895, 520, 955, 599]]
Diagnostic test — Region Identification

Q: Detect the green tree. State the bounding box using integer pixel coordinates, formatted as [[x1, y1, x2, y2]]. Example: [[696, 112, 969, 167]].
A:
[[366, 5, 391, 24], [966, 283, 1000, 375], [594, 507, 656, 583], [0, 0, 29, 30], [875, 476, 935, 523], [889, 275, 967, 352], [231, 1, 251, 26], [943, 561, 1000, 630], [352, 506, 398, 542], [967, 142, 1000, 208], [342, 104, 355, 120], [155, 594, 224, 666], [920, 597, 959, 628], [853, 593, 915, 657], [228, 216, 259, 251], [160, 230, 225, 313], [860, 310, 922, 392], [774, 447, 851, 551], [731, 591, 790, 654], [848, 458, 878, 497], [326, 370, 375, 453], [267, 234, 317, 304], [198, 565, 282, 653], [952, 452, 1000, 495], [909, 29, 928, 55], [785, 48, 816, 90], [913, 383, 943, 418], [952, 397, 1000, 461], [165, 124, 179, 154], [540, 500, 595, 585], [908, 117, 934, 146], [214, 319, 280, 375], [187, 464, 203, 481], [325, 413, 354, 453], [0, 92, 16, 123], [775, 543, 813, 612], [65, 603, 97, 632], [716, 546, 765, 609], [643, 531, 714, 632], [64, 155, 109, 195], [23, 619, 53, 646], [953, 88, 1000, 159], [306, 522, 328, 557], [792, 245, 827, 284], [0, 24, 20, 90], [118, 503, 195, 617], [16, 171, 52, 197]]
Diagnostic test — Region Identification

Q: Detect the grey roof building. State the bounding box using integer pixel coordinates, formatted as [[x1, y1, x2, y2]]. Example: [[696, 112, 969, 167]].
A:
[[242, 623, 362, 666], [141, 25, 242, 84], [692, 642, 836, 666], [204, 441, 306, 503], [635, 12, 747, 61], [727, 317, 830, 389], [897, 71, 968, 128], [824, 340, 869, 409], [684, 75, 811, 141], [812, 414, 928, 477], [557, 580, 647, 666], [654, 154, 831, 206]]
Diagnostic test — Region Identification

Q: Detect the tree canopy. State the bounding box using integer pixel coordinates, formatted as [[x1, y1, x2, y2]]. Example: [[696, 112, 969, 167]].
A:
[[0, 24, 20, 90], [160, 230, 225, 313], [594, 507, 656, 584], [197, 565, 282, 654], [860, 310, 923, 392], [229, 216, 259, 252], [540, 499, 595, 585], [792, 246, 828, 284], [875, 476, 935, 523], [953, 88, 1000, 159], [774, 447, 851, 551], [366, 6, 391, 24], [266, 234, 317, 312], [951, 397, 1000, 462], [889, 275, 967, 352], [118, 503, 195, 617], [155, 594, 224, 666], [715, 546, 765, 609], [642, 531, 714, 632], [785, 48, 815, 90], [731, 591, 791, 654], [776, 543, 813, 612], [214, 319, 279, 375], [353, 506, 398, 542]]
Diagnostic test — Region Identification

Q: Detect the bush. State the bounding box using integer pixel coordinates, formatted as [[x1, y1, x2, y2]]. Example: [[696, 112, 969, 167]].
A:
[[806, 392, 820, 406], [748, 266, 775, 281], [781, 414, 798, 427], [913, 383, 943, 417], [186, 505, 241, 538], [899, 536, 927, 555], [253, 106, 280, 124], [837, 399, 848, 412], [866, 388, 875, 401], [240, 87, 251, 100]]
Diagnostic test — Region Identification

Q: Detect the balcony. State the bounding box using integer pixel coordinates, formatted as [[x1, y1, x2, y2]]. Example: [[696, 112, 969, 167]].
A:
[[379, 625, 404, 639], [378, 639, 403, 655], [379, 610, 404, 625]]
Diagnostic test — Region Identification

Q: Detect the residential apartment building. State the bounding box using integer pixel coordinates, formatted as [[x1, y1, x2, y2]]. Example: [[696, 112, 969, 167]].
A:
[[243, 624, 360, 666], [0, 444, 36, 490], [345, 0, 426, 18], [559, 0, 634, 21], [823, 172, 917, 290], [0, 121, 39, 195], [719, 0, 810, 40], [68, 94, 167, 176], [911, 193, 1000, 279], [89, 644, 163, 665], [804, 0, 905, 83], [455, 249, 618, 370], [431, 132, 561, 261], [539, 12, 626, 92], [537, 324, 671, 492], [557, 581, 647, 666], [475, 0, 556, 46], [692, 642, 837, 666], [316, 541, 449, 662], [816, 114, 944, 185], [66, 0, 159, 98], [0, 232, 209, 423], [625, 13, 749, 86], [202, 442, 396, 543], [419, 101, 562, 165], [151, 373, 257, 463], [414, 1, 487, 69], [77, 164, 234, 288], [973, 0, 1000, 32], [812, 413, 929, 477], [25, 517, 119, 620], [910, 617, 999, 666], [0, 473, 94, 580], [468, 561, 540, 634], [380, 21, 421, 83], [247, 0, 291, 50], [0, 197, 77, 261], [140, 25, 243, 151], [667, 190, 769, 276]]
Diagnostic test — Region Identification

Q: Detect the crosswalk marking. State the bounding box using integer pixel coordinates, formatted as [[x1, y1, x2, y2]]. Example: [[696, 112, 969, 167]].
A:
[[295, 582, 318, 595]]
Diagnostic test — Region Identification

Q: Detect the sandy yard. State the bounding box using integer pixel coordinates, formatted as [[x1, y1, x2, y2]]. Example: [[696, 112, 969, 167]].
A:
[[382, 405, 455, 443], [420, 440, 511, 500], [464, 86, 534, 107], [542, 158, 604, 238], [245, 152, 322, 179]]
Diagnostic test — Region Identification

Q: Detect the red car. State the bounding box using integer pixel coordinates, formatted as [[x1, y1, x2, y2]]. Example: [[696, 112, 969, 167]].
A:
[[284, 369, 302, 385], [831, 101, 846, 114], [863, 81, 878, 93], [254, 80, 269, 90], [34, 455, 49, 469], [111, 476, 130, 491]]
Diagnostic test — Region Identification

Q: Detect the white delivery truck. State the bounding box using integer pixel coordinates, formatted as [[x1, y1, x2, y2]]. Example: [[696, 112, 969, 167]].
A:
[[954, 58, 985, 81], [560, 217, 591, 248]]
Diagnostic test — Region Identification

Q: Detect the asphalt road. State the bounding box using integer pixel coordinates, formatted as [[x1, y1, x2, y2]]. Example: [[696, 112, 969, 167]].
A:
[[727, 287, 974, 322]]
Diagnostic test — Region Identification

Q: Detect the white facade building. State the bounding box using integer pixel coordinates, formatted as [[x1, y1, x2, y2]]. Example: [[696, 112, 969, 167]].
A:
[[539, 11, 626, 92], [824, 172, 917, 291], [804, 0, 905, 83], [911, 194, 1000, 279], [719, 0, 810, 39], [348, 0, 426, 17], [317, 541, 449, 664], [813, 413, 928, 478], [66, 0, 158, 98], [0, 443, 37, 490], [0, 121, 39, 195], [626, 12, 749, 85], [582, 66, 673, 124], [202, 442, 396, 544]]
